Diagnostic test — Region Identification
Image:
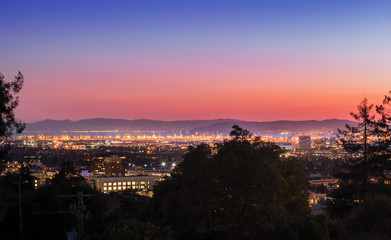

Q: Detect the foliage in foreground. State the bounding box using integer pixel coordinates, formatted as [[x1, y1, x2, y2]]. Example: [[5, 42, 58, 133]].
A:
[[329, 194, 391, 240], [147, 133, 327, 240]]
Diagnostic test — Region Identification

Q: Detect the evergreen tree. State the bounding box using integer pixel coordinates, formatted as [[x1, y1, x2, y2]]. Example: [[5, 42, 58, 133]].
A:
[[0, 72, 25, 222], [329, 98, 391, 217], [0, 72, 25, 172], [376, 90, 391, 151]]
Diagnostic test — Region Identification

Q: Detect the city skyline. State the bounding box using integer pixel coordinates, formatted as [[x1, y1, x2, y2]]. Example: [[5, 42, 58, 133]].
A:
[[1, 0, 391, 122]]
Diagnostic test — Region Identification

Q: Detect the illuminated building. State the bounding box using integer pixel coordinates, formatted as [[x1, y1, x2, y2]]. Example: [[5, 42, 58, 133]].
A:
[[92, 175, 162, 196], [313, 138, 327, 149], [298, 136, 312, 150], [93, 157, 105, 175], [93, 154, 126, 176], [1, 161, 22, 174], [30, 169, 46, 189]]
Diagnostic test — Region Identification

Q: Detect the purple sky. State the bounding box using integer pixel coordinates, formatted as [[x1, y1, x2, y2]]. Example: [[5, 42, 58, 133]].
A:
[[1, 0, 391, 122]]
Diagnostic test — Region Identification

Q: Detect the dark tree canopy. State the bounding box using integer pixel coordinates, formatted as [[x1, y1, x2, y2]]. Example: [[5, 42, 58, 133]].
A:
[[336, 98, 388, 183], [0, 71, 25, 227], [329, 98, 391, 217], [149, 127, 325, 240], [0, 72, 25, 139], [376, 90, 391, 149], [0, 72, 25, 173], [229, 124, 252, 140], [329, 194, 391, 240], [377, 90, 391, 124], [343, 194, 391, 239]]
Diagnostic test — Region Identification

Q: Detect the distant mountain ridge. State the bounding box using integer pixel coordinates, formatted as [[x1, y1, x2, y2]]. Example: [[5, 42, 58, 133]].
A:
[[191, 119, 355, 134], [24, 118, 355, 134]]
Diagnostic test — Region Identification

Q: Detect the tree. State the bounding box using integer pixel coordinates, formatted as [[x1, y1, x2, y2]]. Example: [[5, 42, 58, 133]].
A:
[[336, 99, 378, 183], [329, 194, 391, 240], [376, 90, 391, 152], [229, 124, 252, 140], [0, 72, 25, 223], [0, 72, 25, 172], [148, 126, 326, 240], [329, 98, 391, 217], [0, 72, 25, 138], [101, 219, 174, 240], [376, 90, 391, 123], [53, 160, 86, 187]]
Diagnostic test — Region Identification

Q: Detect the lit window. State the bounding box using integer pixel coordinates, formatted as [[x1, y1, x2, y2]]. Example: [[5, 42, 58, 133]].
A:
[[127, 182, 131, 185], [132, 186, 135, 189], [123, 182, 126, 185], [113, 182, 117, 186], [141, 186, 145, 189], [103, 187, 107, 190], [118, 187, 122, 190], [103, 183, 107, 186], [108, 183, 112, 186], [113, 187, 117, 190], [141, 181, 146, 185], [108, 187, 112, 190], [132, 182, 136, 185], [118, 182, 121, 185]]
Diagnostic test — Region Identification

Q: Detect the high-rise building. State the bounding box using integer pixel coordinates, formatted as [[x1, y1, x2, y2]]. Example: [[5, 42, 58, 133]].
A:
[[298, 136, 312, 150], [93, 156, 105, 175], [93, 154, 126, 176], [313, 138, 327, 149]]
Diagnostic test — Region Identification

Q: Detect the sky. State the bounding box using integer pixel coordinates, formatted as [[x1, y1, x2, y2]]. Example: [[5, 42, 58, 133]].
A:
[[1, 0, 391, 123]]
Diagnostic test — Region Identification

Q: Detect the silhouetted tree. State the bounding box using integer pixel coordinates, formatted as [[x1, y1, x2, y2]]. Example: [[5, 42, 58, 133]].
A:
[[0, 72, 25, 224], [0, 72, 24, 136], [329, 98, 391, 217], [229, 124, 252, 140], [376, 90, 391, 149], [53, 161, 85, 185], [377, 90, 391, 122], [329, 194, 391, 240], [0, 72, 25, 172], [148, 126, 327, 240]]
